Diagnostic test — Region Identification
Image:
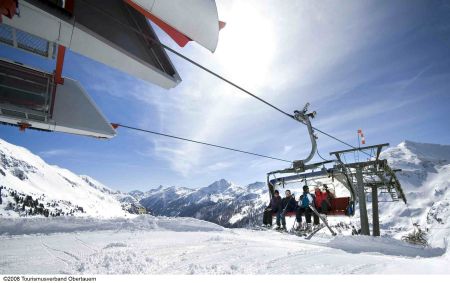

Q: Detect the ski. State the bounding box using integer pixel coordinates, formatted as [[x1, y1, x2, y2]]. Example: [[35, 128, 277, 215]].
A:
[[304, 224, 325, 240], [309, 204, 337, 236]]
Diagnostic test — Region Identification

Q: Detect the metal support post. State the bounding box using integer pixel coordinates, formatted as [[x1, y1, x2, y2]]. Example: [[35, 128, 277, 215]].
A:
[[372, 186, 380, 236], [356, 166, 370, 235]]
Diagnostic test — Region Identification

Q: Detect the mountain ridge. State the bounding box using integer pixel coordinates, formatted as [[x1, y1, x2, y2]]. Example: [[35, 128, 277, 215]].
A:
[[1, 138, 449, 246]]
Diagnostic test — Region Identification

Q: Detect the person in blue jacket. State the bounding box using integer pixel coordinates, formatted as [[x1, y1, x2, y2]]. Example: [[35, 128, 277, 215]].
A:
[[296, 185, 315, 231]]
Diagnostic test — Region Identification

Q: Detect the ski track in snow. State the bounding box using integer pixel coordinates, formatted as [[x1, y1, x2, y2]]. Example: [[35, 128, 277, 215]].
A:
[[0, 216, 448, 274]]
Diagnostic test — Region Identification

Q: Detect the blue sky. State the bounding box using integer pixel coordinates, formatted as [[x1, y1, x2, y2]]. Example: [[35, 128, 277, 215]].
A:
[[1, 0, 449, 192]]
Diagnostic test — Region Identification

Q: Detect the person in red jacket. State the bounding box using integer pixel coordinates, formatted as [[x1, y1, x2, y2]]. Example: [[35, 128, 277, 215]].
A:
[[312, 185, 333, 225], [312, 187, 322, 225], [314, 187, 323, 208]]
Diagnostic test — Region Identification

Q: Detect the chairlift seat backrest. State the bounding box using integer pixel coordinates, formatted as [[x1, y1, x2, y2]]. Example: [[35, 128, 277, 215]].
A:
[[328, 197, 350, 216], [270, 197, 351, 217]]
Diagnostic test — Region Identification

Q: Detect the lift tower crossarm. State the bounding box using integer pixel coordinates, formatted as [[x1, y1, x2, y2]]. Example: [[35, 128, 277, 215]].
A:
[[329, 143, 390, 161]]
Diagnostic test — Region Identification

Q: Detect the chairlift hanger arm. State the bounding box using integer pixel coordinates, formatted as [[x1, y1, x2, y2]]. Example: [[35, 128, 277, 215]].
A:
[[291, 103, 317, 170], [265, 103, 320, 190]]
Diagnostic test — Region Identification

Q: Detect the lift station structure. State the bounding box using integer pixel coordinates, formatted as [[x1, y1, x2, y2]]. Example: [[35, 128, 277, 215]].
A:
[[0, 0, 223, 138]]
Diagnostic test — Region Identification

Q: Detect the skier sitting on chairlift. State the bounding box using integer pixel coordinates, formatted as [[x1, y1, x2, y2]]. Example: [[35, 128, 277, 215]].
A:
[[263, 190, 282, 227], [296, 185, 315, 231], [278, 190, 296, 230], [323, 184, 335, 198], [310, 184, 334, 225], [314, 185, 332, 214], [313, 187, 323, 225], [321, 184, 334, 213]]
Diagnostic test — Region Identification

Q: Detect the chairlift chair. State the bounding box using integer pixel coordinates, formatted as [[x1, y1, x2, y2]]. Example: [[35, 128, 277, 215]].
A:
[[268, 171, 355, 218], [265, 104, 356, 220]]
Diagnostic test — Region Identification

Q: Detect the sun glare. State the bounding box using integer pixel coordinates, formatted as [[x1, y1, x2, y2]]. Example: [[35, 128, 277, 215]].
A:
[[216, 2, 277, 92]]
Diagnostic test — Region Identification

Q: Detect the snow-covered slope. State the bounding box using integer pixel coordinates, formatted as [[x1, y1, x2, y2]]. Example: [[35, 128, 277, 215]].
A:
[[0, 215, 447, 274], [0, 138, 129, 218]]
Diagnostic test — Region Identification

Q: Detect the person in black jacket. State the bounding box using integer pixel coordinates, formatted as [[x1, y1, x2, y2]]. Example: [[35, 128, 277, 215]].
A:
[[263, 190, 282, 227], [279, 190, 297, 230]]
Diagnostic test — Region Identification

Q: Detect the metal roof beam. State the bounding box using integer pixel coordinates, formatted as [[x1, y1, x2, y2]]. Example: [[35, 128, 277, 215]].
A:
[[329, 143, 389, 156]]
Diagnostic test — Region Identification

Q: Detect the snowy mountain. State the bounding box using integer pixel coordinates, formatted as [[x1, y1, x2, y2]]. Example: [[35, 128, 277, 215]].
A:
[[0, 138, 131, 218], [1, 137, 449, 248], [0, 138, 449, 274], [377, 141, 450, 247], [130, 140, 450, 247], [136, 179, 268, 227]]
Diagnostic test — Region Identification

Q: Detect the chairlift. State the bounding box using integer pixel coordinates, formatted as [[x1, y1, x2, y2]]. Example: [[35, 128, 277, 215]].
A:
[[268, 167, 355, 218], [265, 104, 355, 224]]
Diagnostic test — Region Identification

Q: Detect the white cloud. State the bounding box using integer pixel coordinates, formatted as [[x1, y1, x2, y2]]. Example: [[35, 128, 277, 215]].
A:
[[283, 145, 293, 154], [39, 149, 72, 157], [205, 161, 234, 172]]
